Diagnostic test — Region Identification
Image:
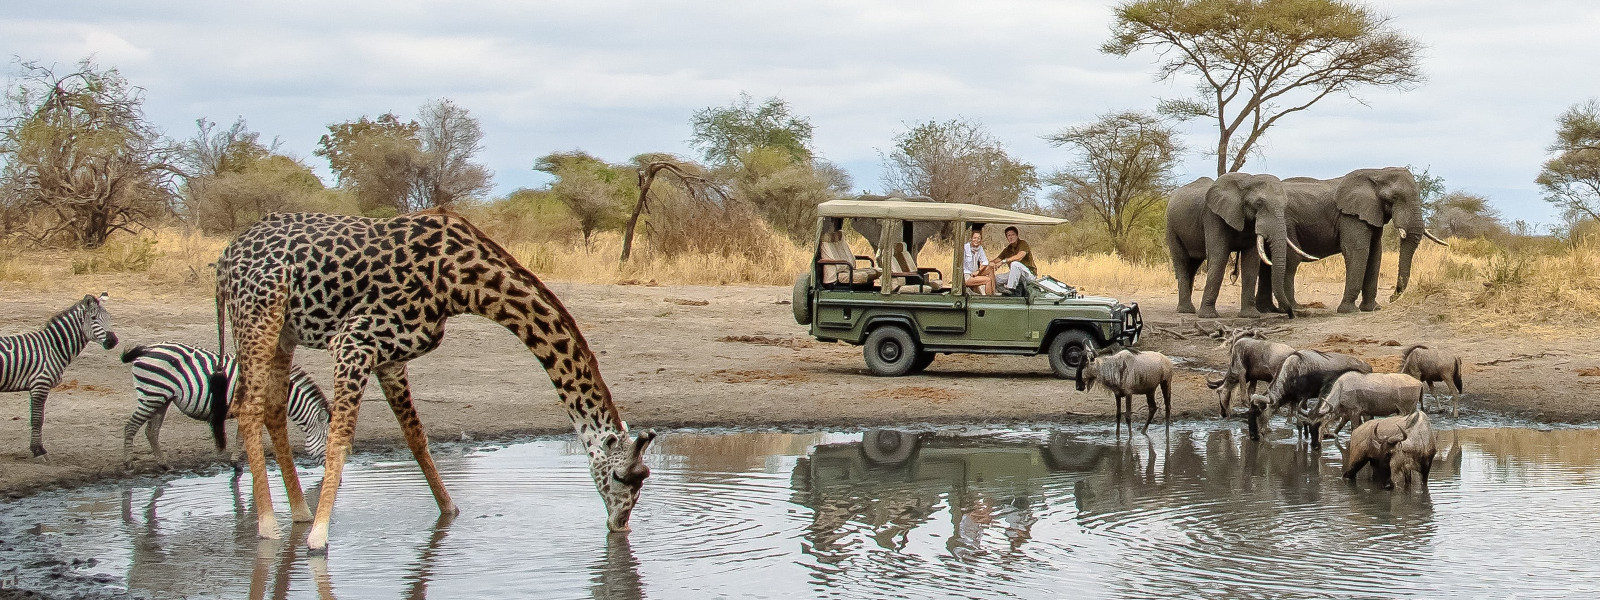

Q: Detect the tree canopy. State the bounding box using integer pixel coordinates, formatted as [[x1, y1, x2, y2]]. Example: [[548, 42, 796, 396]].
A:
[[534, 150, 634, 246], [1045, 111, 1183, 256], [689, 93, 814, 168], [1538, 99, 1600, 223], [1103, 0, 1424, 175], [314, 99, 491, 216], [0, 59, 177, 247], [882, 118, 1039, 210]]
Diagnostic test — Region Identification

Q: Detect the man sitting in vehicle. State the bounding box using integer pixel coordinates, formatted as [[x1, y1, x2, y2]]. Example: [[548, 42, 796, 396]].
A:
[[963, 229, 996, 295], [991, 226, 1037, 295]]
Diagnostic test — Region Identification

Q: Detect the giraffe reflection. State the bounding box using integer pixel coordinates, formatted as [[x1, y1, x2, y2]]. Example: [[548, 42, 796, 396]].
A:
[[793, 431, 1108, 567]]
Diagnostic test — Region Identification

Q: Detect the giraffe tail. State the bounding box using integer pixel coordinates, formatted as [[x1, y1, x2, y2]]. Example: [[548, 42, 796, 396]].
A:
[[208, 370, 229, 452], [211, 262, 230, 452]]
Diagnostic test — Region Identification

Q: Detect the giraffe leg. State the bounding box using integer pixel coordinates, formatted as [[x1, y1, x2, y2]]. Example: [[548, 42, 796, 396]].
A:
[[264, 342, 311, 522], [376, 362, 458, 516], [235, 292, 291, 540], [307, 320, 377, 554]]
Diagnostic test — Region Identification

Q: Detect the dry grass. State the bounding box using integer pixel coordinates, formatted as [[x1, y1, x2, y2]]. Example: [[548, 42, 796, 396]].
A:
[[5, 222, 1600, 337]]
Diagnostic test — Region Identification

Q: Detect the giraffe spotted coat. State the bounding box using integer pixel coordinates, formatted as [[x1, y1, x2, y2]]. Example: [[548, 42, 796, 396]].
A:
[[216, 210, 653, 551]]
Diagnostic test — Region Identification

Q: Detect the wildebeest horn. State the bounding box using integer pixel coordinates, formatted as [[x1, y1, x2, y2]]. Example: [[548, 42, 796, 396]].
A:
[[1256, 235, 1273, 267], [1205, 374, 1225, 389], [1423, 228, 1450, 247], [1286, 238, 1321, 262]]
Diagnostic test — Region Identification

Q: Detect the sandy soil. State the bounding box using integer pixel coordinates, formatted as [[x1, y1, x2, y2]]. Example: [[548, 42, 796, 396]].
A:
[[2, 279, 1596, 495]]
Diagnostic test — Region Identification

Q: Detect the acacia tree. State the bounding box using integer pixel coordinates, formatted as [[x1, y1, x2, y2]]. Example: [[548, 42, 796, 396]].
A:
[[179, 117, 326, 233], [0, 59, 177, 247], [1538, 99, 1600, 222], [1046, 111, 1183, 256], [314, 112, 421, 216], [882, 117, 1039, 210], [413, 98, 492, 208], [689, 93, 814, 168], [1103, 0, 1424, 175], [534, 151, 634, 248]]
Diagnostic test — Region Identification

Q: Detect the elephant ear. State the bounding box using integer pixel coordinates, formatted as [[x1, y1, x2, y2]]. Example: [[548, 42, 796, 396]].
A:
[[1205, 177, 1249, 232], [849, 218, 883, 252], [1335, 172, 1387, 228]]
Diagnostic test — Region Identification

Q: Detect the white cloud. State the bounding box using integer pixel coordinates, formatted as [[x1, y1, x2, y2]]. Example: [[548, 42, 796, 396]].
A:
[[3, 0, 1597, 222]]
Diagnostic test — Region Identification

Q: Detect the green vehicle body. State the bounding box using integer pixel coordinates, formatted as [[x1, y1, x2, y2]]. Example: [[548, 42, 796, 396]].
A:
[[794, 199, 1144, 378]]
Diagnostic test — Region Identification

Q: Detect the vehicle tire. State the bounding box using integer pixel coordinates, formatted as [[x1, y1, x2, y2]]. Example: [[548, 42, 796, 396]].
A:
[[861, 429, 918, 466], [909, 351, 936, 373], [1048, 329, 1097, 379], [863, 326, 919, 376], [792, 272, 813, 325]]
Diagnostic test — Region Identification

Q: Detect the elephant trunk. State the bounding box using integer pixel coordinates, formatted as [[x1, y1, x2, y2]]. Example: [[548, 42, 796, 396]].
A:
[[1391, 232, 1422, 301], [1271, 237, 1291, 319]]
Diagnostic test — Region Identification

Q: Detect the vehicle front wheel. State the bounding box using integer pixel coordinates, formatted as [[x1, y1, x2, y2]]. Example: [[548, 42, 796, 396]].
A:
[[1047, 329, 1097, 379], [864, 326, 919, 376], [861, 429, 918, 466]]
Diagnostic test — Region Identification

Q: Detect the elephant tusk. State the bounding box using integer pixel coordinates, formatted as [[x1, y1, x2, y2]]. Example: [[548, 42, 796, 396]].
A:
[[1256, 236, 1273, 267], [1423, 228, 1450, 247], [1286, 238, 1321, 262], [1396, 227, 1406, 240]]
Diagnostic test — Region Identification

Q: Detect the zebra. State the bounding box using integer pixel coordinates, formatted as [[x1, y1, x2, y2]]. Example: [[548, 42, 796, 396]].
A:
[[122, 342, 330, 468], [1, 293, 118, 457]]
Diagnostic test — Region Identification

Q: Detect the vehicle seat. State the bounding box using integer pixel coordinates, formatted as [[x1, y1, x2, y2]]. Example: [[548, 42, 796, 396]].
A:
[[818, 230, 880, 287], [890, 242, 946, 293]]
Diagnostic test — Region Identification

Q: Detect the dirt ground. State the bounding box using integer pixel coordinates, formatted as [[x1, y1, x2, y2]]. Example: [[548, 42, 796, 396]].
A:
[[3, 279, 1597, 496]]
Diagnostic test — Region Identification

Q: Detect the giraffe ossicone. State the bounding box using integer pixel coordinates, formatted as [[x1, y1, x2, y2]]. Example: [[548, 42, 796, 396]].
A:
[[214, 209, 653, 550]]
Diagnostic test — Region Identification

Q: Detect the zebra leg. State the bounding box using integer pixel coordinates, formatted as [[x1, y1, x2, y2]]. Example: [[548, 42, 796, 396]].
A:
[[29, 381, 51, 458], [377, 363, 458, 516], [306, 320, 377, 554], [145, 402, 170, 468], [263, 341, 310, 523], [124, 395, 162, 468]]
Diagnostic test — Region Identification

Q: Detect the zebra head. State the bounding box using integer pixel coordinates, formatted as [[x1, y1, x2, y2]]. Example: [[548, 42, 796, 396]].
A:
[[79, 293, 118, 350]]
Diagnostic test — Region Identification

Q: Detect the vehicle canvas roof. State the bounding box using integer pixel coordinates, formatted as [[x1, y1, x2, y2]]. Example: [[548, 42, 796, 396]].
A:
[[816, 199, 1067, 225]]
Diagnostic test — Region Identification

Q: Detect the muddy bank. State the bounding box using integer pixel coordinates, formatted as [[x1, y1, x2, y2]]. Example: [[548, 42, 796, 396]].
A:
[[3, 282, 1597, 496]]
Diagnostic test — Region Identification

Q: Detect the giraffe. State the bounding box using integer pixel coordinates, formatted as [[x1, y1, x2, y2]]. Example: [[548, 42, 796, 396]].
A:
[[214, 209, 655, 552]]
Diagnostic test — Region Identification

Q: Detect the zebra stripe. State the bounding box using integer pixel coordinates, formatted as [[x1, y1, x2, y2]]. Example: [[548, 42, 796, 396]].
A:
[[1, 294, 118, 457], [123, 342, 330, 463]]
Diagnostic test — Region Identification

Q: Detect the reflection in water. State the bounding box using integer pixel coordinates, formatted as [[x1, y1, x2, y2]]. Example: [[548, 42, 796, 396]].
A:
[[8, 426, 1600, 598]]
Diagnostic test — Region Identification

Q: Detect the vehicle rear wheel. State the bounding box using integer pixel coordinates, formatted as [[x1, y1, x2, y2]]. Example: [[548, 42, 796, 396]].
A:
[[909, 351, 936, 373], [863, 326, 919, 376], [792, 272, 813, 325], [1048, 329, 1097, 379], [861, 429, 918, 466]]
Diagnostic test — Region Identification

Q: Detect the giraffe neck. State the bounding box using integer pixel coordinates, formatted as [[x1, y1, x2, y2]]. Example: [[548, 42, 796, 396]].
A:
[[458, 262, 625, 441]]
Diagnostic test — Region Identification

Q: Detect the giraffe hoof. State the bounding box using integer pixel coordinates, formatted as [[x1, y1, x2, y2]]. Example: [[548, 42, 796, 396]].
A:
[[306, 525, 330, 553], [292, 508, 313, 523]]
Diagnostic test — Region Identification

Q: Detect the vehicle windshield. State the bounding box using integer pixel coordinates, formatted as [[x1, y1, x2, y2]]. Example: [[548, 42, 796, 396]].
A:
[[1032, 276, 1077, 298]]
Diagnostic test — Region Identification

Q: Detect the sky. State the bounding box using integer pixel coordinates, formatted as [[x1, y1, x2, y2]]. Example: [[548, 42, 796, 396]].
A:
[[5, 1, 1598, 227]]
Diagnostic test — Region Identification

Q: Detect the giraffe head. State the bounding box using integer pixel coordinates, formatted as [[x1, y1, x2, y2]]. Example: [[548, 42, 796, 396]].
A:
[[591, 427, 656, 532]]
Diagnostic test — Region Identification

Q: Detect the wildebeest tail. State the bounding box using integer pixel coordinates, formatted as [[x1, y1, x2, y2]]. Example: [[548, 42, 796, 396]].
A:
[[1453, 357, 1464, 393], [208, 370, 229, 451], [120, 344, 154, 363]]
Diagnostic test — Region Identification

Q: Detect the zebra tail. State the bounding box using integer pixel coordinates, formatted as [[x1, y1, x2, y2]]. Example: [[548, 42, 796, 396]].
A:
[[120, 344, 152, 363], [208, 370, 229, 452]]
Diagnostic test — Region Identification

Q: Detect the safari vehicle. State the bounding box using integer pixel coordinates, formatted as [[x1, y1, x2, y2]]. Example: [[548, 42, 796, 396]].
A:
[[791, 198, 1143, 377]]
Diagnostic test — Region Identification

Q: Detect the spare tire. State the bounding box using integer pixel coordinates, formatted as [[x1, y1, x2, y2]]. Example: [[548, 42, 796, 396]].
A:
[[792, 272, 813, 325]]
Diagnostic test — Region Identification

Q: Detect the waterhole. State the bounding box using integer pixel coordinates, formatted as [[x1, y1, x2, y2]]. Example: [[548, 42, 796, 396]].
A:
[[4, 422, 1600, 598]]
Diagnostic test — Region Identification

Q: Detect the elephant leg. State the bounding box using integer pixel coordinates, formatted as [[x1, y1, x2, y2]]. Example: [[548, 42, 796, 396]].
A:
[[1171, 240, 1200, 313], [1337, 221, 1371, 313], [1198, 248, 1232, 319], [1237, 246, 1262, 318], [1360, 231, 1383, 311]]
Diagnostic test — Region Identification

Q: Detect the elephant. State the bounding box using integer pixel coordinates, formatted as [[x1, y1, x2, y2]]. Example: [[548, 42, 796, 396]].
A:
[[1399, 345, 1465, 417], [1076, 349, 1174, 435], [1256, 168, 1449, 315], [1167, 173, 1319, 319], [1302, 372, 1423, 443], [1246, 349, 1371, 440], [847, 194, 943, 256], [1205, 329, 1295, 417], [1342, 412, 1436, 489]]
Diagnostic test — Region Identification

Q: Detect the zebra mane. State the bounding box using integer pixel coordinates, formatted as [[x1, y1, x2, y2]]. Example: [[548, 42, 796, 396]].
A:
[[48, 295, 95, 324]]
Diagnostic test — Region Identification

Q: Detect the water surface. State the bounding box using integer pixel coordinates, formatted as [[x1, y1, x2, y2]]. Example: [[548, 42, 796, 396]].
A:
[[4, 422, 1600, 599]]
